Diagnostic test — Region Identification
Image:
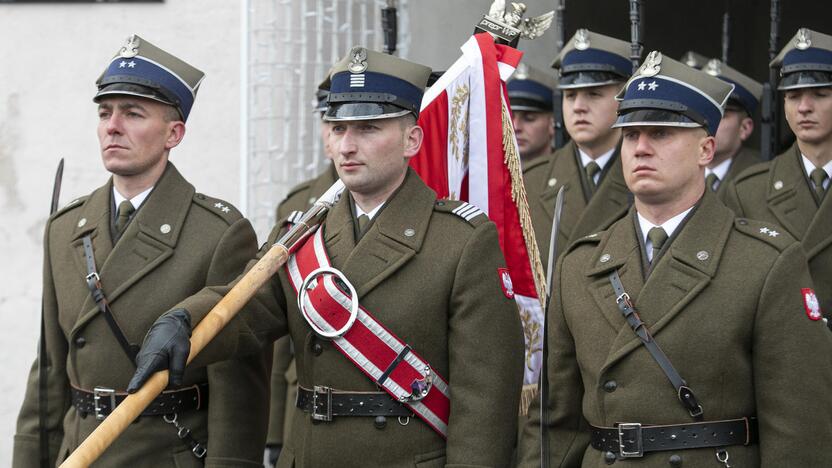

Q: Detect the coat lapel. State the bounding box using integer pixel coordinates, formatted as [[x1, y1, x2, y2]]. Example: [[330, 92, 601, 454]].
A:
[[537, 142, 587, 240], [766, 145, 816, 238], [337, 170, 433, 298], [599, 193, 732, 372], [571, 150, 631, 238], [802, 178, 832, 259], [71, 163, 192, 333]]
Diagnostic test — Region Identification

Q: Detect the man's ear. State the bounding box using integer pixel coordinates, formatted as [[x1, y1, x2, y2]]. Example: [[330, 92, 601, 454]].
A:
[[739, 116, 754, 142], [165, 121, 186, 150], [403, 124, 423, 158], [699, 133, 716, 168]]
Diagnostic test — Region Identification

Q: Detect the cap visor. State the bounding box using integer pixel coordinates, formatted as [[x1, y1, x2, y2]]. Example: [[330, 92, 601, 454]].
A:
[[558, 71, 625, 90], [94, 83, 175, 106], [778, 71, 832, 90], [612, 109, 703, 129], [323, 103, 412, 122]]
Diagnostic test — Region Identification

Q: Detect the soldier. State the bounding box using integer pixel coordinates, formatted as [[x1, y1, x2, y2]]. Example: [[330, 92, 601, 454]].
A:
[[519, 51, 832, 467], [702, 58, 762, 200], [508, 63, 557, 162], [725, 27, 832, 319], [524, 29, 632, 263], [12, 35, 269, 467], [265, 85, 337, 467], [127, 47, 525, 467]]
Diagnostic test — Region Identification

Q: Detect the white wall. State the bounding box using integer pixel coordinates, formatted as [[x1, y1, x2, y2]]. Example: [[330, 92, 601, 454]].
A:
[[0, 1, 242, 463]]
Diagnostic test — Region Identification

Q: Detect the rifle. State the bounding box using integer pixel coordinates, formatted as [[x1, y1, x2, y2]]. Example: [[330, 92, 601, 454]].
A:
[[381, 0, 397, 55], [761, 0, 781, 161], [628, 0, 643, 72], [552, 0, 566, 149], [39, 158, 64, 468], [721, 7, 730, 63]]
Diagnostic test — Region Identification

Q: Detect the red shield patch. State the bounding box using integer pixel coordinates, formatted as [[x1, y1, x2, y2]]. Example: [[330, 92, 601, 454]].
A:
[[802, 288, 822, 321], [498, 268, 514, 299]]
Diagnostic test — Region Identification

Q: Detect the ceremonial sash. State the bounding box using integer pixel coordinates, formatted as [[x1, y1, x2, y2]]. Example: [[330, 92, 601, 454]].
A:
[[285, 227, 451, 438]]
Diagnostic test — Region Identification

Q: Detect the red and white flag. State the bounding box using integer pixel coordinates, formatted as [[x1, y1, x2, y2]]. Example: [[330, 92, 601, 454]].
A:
[[410, 33, 547, 401]]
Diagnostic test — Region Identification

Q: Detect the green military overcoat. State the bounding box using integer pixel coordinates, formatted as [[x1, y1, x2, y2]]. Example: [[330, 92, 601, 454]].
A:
[[267, 164, 337, 450], [14, 163, 270, 467], [518, 191, 832, 467], [724, 143, 832, 317], [523, 141, 631, 263], [713, 146, 760, 202], [177, 169, 525, 467]]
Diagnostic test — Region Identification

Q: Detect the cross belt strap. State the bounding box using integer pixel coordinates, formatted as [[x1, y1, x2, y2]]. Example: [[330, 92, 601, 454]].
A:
[[590, 417, 758, 458], [608, 269, 703, 419], [82, 235, 139, 363], [286, 228, 451, 438], [296, 385, 413, 420]]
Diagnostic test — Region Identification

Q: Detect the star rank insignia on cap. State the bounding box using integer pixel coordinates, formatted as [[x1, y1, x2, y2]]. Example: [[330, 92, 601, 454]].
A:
[[803, 288, 822, 321]]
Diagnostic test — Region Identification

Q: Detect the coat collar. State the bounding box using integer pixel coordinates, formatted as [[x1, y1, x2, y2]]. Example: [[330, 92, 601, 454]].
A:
[[70, 163, 194, 334], [538, 141, 586, 240], [717, 146, 760, 197], [584, 192, 733, 371], [324, 168, 435, 297], [765, 144, 817, 238]]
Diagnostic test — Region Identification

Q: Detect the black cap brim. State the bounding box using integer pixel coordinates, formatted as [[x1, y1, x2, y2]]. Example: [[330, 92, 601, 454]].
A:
[[323, 102, 413, 121], [612, 109, 703, 131], [558, 71, 625, 89], [509, 97, 552, 113], [778, 70, 832, 90], [93, 83, 183, 120]]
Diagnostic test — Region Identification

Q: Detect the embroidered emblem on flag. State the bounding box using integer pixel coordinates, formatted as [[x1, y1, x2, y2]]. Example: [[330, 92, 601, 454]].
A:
[[803, 288, 822, 321]]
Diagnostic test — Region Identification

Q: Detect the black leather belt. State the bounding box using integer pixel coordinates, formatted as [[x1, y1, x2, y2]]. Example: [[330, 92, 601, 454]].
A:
[[590, 417, 757, 458], [296, 385, 413, 422], [71, 383, 209, 420]]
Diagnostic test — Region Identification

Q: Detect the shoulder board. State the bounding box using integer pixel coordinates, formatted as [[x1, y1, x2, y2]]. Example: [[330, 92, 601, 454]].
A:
[[733, 218, 795, 252], [565, 231, 603, 254], [282, 179, 315, 202], [193, 193, 243, 224], [434, 200, 488, 226], [51, 195, 88, 220], [522, 153, 552, 173], [732, 161, 770, 184]]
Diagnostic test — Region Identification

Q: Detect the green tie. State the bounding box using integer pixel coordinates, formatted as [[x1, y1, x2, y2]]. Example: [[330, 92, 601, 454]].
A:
[[647, 227, 668, 263], [115, 200, 135, 234], [586, 161, 601, 190], [810, 168, 828, 200], [705, 173, 719, 192], [357, 214, 370, 236]]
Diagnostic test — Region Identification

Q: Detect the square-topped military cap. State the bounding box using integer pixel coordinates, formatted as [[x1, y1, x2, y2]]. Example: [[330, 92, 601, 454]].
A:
[[771, 28, 832, 90], [94, 34, 204, 122], [703, 59, 763, 115], [552, 29, 632, 89], [324, 46, 432, 121], [680, 51, 709, 70], [507, 63, 557, 112], [612, 51, 734, 136]]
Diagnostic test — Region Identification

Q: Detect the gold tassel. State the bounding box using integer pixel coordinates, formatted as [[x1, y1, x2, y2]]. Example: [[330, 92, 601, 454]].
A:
[[520, 384, 539, 417]]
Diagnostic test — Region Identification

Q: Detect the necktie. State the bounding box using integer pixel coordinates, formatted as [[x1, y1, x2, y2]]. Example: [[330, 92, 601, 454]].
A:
[[810, 168, 828, 200], [357, 214, 370, 236], [647, 227, 668, 263], [705, 173, 719, 192], [115, 200, 135, 234], [586, 161, 601, 191]]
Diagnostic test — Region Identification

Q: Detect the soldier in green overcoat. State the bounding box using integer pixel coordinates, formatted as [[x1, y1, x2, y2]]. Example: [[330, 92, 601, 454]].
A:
[[523, 30, 633, 263], [507, 63, 556, 162], [519, 51, 832, 467], [725, 27, 832, 318], [13, 35, 269, 467], [128, 47, 525, 467]]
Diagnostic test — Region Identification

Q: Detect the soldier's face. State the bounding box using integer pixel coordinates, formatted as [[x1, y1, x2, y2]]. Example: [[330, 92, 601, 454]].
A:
[[621, 126, 713, 206], [713, 109, 753, 165], [784, 87, 832, 146], [563, 84, 620, 149], [512, 110, 553, 161], [97, 96, 184, 177], [329, 116, 422, 205]]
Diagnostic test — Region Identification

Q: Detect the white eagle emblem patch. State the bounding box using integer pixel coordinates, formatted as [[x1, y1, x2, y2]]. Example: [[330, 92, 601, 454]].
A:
[[803, 288, 822, 321], [499, 268, 515, 299]]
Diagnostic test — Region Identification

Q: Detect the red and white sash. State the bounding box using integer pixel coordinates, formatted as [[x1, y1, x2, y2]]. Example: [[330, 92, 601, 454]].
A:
[[286, 228, 451, 437]]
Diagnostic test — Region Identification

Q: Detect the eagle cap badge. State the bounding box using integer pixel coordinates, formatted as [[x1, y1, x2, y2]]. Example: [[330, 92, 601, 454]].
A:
[[574, 29, 590, 50], [514, 62, 529, 80], [120, 35, 141, 58], [348, 47, 368, 74], [638, 51, 662, 78], [795, 28, 812, 50], [704, 59, 722, 77]]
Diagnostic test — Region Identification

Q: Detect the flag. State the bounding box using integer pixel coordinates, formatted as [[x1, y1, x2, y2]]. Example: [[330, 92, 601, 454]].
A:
[[410, 33, 547, 412]]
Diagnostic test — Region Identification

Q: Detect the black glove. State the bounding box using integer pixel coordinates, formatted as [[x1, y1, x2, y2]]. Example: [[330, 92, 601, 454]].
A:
[[127, 308, 192, 393], [265, 444, 282, 467]]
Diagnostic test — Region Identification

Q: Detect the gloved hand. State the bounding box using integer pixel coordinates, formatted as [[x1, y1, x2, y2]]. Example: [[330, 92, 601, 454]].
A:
[[265, 444, 282, 467], [127, 308, 192, 393]]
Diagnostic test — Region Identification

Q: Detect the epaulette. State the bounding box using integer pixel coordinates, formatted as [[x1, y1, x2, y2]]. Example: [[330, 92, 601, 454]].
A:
[[51, 195, 88, 220], [193, 193, 243, 225], [433, 199, 488, 227], [731, 161, 770, 184], [566, 231, 603, 254], [733, 218, 795, 252], [282, 179, 315, 203], [522, 153, 551, 174]]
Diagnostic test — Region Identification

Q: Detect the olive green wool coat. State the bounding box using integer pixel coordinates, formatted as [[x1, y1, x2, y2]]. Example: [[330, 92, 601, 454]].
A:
[[523, 140, 631, 263], [724, 143, 832, 318], [177, 169, 526, 468], [267, 164, 337, 449], [518, 191, 832, 467], [713, 146, 760, 202], [14, 163, 270, 467]]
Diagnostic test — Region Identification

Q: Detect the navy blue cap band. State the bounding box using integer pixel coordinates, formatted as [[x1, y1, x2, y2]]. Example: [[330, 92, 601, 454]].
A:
[[561, 48, 632, 79], [330, 71, 423, 114], [618, 76, 723, 135], [782, 47, 832, 73], [719, 77, 758, 114], [99, 56, 196, 120], [508, 79, 554, 108]]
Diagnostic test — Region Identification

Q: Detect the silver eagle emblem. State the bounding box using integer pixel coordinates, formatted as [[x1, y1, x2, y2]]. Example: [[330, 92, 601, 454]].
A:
[[119, 35, 141, 59], [574, 29, 590, 50], [486, 1, 554, 40], [795, 28, 812, 50], [704, 59, 722, 77], [638, 51, 662, 77], [348, 47, 368, 74]]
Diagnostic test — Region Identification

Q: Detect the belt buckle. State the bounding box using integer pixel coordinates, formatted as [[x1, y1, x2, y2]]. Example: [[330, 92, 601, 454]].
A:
[[312, 386, 333, 422], [617, 422, 643, 458], [93, 387, 116, 421]]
